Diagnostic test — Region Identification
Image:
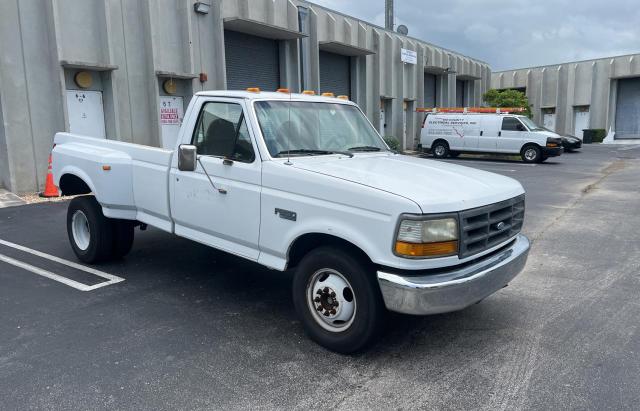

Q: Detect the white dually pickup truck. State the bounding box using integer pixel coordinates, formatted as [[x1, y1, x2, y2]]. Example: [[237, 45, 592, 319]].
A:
[[52, 90, 530, 353]]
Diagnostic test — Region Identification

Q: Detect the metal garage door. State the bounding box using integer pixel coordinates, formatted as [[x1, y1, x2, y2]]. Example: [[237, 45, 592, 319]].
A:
[[224, 30, 280, 91], [456, 80, 465, 107], [615, 77, 640, 139], [424, 73, 437, 108], [319, 51, 350, 97]]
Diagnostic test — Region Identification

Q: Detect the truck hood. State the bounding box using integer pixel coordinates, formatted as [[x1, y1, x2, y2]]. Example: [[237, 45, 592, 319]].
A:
[[290, 154, 524, 213]]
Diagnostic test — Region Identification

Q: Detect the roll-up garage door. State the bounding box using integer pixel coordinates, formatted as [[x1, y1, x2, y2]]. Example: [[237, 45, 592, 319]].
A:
[[424, 73, 437, 108], [224, 30, 280, 91], [319, 51, 350, 97], [615, 77, 640, 139], [456, 80, 465, 107]]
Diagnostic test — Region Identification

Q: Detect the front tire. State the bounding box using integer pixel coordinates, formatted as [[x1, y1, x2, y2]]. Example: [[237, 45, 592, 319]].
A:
[[67, 196, 114, 263], [292, 247, 385, 354], [431, 141, 450, 159], [521, 145, 542, 163]]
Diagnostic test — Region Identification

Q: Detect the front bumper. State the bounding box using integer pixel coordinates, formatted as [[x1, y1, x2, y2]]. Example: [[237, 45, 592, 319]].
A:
[[542, 146, 563, 157], [377, 234, 530, 315]]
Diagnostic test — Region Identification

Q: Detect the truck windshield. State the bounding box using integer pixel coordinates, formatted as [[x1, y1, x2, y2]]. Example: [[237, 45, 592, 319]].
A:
[[254, 101, 388, 157], [520, 116, 544, 131]]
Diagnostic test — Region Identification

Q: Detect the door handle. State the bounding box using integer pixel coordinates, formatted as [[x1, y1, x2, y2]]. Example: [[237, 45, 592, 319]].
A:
[[480, 131, 483, 136], [498, 131, 502, 137]]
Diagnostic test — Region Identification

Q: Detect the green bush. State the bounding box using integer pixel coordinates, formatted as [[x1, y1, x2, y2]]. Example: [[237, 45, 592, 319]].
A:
[[591, 129, 606, 143], [383, 136, 400, 151]]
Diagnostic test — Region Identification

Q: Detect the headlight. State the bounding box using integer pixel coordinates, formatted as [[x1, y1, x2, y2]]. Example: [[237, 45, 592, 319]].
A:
[[395, 217, 458, 258]]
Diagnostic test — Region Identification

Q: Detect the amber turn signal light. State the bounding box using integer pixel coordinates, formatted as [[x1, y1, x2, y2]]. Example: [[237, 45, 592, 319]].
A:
[[395, 240, 458, 257]]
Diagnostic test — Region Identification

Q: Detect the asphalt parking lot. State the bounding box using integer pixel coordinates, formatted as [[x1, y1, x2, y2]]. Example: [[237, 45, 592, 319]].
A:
[[1, 144, 639, 410]]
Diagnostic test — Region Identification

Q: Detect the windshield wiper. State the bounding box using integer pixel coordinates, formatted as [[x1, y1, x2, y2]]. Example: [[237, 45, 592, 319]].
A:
[[348, 145, 382, 152], [276, 149, 353, 158]]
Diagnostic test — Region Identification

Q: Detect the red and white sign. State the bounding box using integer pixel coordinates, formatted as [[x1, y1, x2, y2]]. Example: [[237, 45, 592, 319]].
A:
[[159, 96, 184, 148]]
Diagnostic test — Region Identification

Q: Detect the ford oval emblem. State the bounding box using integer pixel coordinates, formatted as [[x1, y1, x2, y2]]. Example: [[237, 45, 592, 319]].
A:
[[495, 221, 506, 230]]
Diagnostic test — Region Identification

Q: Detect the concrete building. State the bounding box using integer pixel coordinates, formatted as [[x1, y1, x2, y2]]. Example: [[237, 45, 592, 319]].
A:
[[0, 0, 490, 193], [492, 53, 640, 141]]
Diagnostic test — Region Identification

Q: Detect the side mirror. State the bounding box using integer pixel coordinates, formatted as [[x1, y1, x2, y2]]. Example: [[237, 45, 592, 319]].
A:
[[178, 144, 197, 171]]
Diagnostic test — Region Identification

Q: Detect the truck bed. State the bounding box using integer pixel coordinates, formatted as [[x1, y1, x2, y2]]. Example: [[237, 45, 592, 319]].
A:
[[52, 133, 175, 232]]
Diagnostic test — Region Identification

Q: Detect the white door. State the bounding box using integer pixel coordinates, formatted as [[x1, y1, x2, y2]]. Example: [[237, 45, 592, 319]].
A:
[[497, 117, 527, 153], [66, 90, 106, 138], [543, 111, 556, 131], [159, 96, 184, 149], [478, 117, 498, 152], [573, 107, 590, 140], [171, 99, 262, 260]]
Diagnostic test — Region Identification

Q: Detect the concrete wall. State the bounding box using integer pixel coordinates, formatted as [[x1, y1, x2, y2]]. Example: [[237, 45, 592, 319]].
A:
[[0, 0, 489, 193], [492, 54, 640, 137]]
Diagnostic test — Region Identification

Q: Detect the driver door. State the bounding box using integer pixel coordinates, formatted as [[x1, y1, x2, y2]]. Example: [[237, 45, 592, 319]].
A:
[[170, 98, 262, 260], [498, 117, 527, 153]]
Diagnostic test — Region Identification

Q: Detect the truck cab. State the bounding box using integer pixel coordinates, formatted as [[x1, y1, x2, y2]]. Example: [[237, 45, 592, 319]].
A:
[[52, 91, 530, 353]]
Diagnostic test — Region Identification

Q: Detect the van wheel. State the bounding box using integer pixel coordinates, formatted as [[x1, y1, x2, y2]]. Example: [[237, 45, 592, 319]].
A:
[[111, 220, 135, 259], [521, 145, 541, 163], [67, 196, 114, 263], [292, 247, 385, 354], [431, 141, 449, 159]]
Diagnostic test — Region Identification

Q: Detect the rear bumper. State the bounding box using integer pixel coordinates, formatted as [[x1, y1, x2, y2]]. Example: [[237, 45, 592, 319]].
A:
[[377, 234, 530, 315]]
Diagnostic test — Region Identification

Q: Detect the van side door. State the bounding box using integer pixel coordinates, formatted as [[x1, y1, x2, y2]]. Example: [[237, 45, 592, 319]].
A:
[[498, 117, 527, 153], [477, 116, 498, 152], [170, 97, 262, 260]]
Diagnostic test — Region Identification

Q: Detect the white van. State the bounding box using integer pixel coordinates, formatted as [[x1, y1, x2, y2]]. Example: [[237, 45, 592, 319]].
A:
[[420, 113, 563, 163]]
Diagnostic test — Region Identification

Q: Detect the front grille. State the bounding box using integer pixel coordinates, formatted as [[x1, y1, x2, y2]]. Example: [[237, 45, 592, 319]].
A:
[[459, 195, 525, 258]]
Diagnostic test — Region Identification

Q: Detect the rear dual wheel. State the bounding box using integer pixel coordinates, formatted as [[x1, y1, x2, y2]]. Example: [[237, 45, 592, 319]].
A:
[[67, 196, 135, 264]]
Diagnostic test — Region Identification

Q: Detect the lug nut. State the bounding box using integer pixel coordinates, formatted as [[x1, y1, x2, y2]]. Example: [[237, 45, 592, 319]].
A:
[[323, 311, 330, 316], [323, 287, 329, 293], [316, 289, 322, 295], [316, 306, 323, 311], [330, 292, 336, 298], [314, 297, 321, 303]]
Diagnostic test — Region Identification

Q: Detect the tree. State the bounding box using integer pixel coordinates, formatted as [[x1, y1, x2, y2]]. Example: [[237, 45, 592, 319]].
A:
[[482, 89, 532, 118]]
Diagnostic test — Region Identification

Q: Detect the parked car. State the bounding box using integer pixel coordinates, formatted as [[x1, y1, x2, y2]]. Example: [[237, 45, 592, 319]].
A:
[[420, 112, 563, 163], [52, 90, 530, 353], [561, 135, 582, 152]]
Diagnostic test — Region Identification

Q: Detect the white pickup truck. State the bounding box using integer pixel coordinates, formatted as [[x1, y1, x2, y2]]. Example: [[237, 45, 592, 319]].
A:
[[52, 90, 530, 353]]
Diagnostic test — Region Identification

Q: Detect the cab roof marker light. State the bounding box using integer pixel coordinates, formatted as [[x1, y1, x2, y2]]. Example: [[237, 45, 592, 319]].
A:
[[246, 87, 261, 93], [321, 92, 334, 97], [302, 90, 316, 95], [276, 88, 290, 93], [337, 95, 349, 100]]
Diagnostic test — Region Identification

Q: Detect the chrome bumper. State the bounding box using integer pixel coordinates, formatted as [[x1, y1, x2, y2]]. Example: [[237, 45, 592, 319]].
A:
[[377, 234, 530, 315]]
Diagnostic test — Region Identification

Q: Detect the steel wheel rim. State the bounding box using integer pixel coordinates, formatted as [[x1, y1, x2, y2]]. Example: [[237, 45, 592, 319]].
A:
[[306, 268, 356, 332], [434, 145, 445, 156], [71, 210, 91, 251], [524, 148, 537, 161]]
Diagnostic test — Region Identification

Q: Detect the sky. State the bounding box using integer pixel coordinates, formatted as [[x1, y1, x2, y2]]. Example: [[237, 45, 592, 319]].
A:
[[310, 0, 640, 71]]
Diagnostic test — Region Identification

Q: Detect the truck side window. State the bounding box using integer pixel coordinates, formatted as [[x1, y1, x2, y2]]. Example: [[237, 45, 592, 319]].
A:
[[192, 102, 255, 163], [502, 117, 525, 132]]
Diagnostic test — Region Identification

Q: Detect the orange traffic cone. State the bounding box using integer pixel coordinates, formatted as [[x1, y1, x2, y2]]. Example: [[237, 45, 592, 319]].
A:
[[39, 153, 60, 198]]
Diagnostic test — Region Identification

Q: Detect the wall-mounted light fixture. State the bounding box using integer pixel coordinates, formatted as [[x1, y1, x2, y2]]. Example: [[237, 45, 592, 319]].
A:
[[194, 2, 210, 14], [74, 71, 93, 89], [163, 79, 177, 95]]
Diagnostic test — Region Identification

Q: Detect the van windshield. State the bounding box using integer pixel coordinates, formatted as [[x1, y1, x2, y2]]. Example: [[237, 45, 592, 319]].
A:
[[254, 101, 388, 157], [520, 116, 544, 131]]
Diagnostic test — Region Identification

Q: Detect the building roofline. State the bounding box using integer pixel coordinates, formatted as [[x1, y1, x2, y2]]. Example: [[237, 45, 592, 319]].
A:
[[298, 0, 489, 66], [493, 51, 640, 73]]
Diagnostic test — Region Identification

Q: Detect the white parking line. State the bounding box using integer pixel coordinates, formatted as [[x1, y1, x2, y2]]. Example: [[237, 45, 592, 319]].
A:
[[0, 239, 124, 291]]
